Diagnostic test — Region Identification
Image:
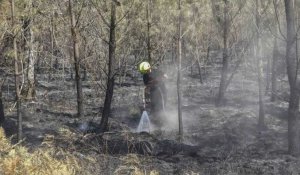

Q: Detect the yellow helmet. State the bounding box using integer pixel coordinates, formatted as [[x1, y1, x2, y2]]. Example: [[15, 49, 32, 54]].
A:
[[139, 61, 151, 74]]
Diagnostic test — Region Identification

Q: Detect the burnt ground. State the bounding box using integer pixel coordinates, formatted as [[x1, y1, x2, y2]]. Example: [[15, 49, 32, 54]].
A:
[[1, 61, 300, 175]]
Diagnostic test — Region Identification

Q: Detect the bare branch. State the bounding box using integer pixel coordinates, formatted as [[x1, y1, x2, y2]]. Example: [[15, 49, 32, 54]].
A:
[[116, 1, 135, 26], [91, 0, 110, 27], [75, 2, 85, 28], [273, 0, 287, 40]]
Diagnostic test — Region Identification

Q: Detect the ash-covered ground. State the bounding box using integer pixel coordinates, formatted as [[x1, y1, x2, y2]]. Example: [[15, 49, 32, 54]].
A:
[[2, 59, 300, 175]]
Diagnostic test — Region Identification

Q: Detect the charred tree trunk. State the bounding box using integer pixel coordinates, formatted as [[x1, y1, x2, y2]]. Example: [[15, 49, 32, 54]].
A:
[[83, 66, 87, 81], [190, 61, 193, 75], [255, 0, 265, 131], [26, 30, 35, 100], [11, 0, 22, 141], [196, 58, 203, 83], [22, 11, 35, 100], [0, 81, 5, 126], [146, 0, 152, 63], [271, 30, 279, 102], [171, 42, 175, 64], [177, 0, 183, 142], [266, 56, 271, 93], [256, 42, 265, 130], [100, 0, 118, 132], [48, 15, 55, 81], [204, 46, 210, 79], [284, 0, 300, 156], [216, 0, 229, 107], [69, 0, 83, 118]]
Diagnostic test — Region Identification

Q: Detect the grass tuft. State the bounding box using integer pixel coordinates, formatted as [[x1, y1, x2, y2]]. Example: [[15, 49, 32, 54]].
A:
[[0, 127, 80, 175], [114, 154, 159, 175]]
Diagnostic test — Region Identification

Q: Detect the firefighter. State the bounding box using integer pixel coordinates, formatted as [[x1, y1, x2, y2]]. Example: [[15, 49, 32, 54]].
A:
[[139, 61, 167, 126]]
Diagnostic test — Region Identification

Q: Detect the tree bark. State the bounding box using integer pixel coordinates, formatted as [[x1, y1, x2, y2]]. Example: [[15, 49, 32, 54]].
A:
[[255, 0, 265, 131], [146, 0, 152, 63], [26, 32, 35, 100], [22, 9, 36, 100], [100, 0, 117, 132], [11, 0, 22, 141], [271, 29, 279, 102], [216, 0, 229, 107], [177, 0, 183, 142], [265, 56, 271, 93], [69, 0, 83, 118], [204, 46, 210, 79], [196, 58, 203, 83], [48, 15, 55, 81], [171, 42, 175, 64], [284, 0, 300, 156], [0, 81, 5, 126]]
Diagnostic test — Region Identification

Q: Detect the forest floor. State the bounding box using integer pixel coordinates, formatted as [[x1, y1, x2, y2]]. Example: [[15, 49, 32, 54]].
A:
[[2, 61, 300, 175]]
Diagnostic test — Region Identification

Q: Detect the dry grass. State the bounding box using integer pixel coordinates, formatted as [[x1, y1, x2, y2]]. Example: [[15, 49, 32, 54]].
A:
[[0, 127, 80, 175], [114, 154, 159, 175]]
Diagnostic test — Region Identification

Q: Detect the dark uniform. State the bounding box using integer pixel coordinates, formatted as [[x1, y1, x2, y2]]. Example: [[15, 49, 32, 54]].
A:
[[143, 69, 167, 125]]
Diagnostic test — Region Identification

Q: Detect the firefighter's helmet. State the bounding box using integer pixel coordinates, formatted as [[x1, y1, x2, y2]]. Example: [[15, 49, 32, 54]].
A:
[[139, 61, 151, 74]]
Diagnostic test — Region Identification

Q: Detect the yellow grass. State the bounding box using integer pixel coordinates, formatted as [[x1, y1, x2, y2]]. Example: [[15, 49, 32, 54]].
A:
[[114, 154, 159, 175], [0, 128, 80, 175]]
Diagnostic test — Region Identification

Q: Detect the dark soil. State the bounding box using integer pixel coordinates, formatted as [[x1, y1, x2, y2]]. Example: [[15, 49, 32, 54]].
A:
[[1, 62, 299, 175]]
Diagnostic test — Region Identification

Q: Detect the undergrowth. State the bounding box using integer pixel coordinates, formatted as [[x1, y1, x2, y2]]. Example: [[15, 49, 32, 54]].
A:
[[0, 127, 80, 175], [114, 154, 159, 175]]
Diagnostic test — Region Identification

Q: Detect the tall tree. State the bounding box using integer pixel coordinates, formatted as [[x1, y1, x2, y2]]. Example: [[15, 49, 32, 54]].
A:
[[190, 4, 204, 83], [271, 27, 279, 102], [211, 0, 246, 106], [11, 0, 22, 141], [99, 0, 118, 132], [177, 0, 183, 142], [284, 0, 300, 156], [48, 10, 55, 81], [214, 0, 229, 106], [146, 0, 152, 63], [0, 80, 5, 126], [255, 0, 265, 130], [69, 0, 83, 118], [23, 0, 36, 99]]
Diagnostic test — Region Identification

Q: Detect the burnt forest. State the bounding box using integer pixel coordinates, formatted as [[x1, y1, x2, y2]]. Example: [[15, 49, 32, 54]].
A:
[[1, 0, 300, 175]]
